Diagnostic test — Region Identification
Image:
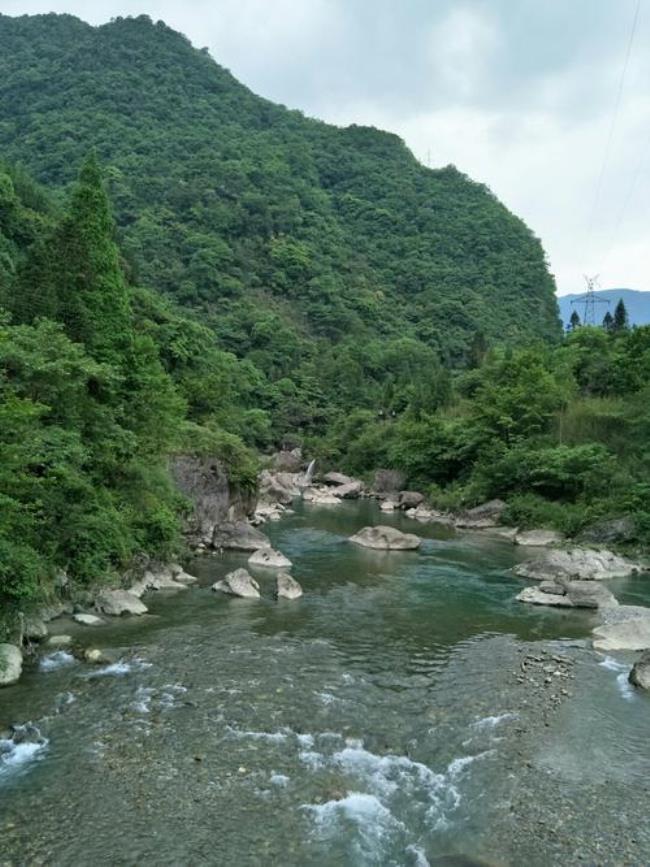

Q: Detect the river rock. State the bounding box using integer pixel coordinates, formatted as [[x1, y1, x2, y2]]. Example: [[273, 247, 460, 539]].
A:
[[212, 568, 260, 599], [248, 548, 292, 569], [455, 499, 506, 529], [0, 644, 22, 686], [380, 500, 397, 512], [258, 469, 299, 506], [39, 602, 73, 622], [23, 617, 48, 641], [73, 613, 105, 626], [349, 525, 421, 550], [270, 448, 303, 473], [302, 487, 340, 505], [275, 572, 303, 600], [95, 589, 148, 617], [516, 587, 573, 607], [47, 634, 72, 648], [515, 529, 564, 547], [592, 606, 650, 651], [629, 650, 650, 690], [212, 520, 271, 551], [564, 581, 618, 609], [398, 491, 424, 509], [372, 469, 406, 494], [515, 547, 645, 582], [83, 648, 112, 664], [332, 481, 363, 499], [323, 471, 355, 486], [579, 515, 637, 546]]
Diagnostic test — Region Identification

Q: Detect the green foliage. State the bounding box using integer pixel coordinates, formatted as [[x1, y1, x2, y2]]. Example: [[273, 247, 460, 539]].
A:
[[0, 12, 561, 443], [0, 158, 256, 636]]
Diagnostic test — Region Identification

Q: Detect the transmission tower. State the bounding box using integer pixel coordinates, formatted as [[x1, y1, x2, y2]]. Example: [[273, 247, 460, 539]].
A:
[[570, 275, 610, 326]]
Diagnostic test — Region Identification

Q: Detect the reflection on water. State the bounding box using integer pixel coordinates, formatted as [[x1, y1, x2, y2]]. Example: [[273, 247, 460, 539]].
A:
[[0, 500, 649, 866]]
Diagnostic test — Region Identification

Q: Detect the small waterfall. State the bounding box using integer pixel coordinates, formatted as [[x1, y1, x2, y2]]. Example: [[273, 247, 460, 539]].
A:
[[303, 459, 316, 486]]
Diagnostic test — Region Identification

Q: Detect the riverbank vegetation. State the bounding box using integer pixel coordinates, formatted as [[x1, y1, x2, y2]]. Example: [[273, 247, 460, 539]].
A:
[[314, 323, 650, 546]]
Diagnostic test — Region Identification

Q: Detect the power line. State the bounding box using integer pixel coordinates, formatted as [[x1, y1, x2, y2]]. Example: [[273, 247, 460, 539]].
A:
[[584, 0, 641, 254]]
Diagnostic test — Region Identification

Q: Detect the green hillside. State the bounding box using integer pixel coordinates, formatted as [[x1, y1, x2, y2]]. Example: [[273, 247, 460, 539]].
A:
[[0, 12, 560, 440]]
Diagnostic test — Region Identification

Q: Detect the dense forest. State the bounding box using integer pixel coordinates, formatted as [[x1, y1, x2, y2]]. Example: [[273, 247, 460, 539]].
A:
[[0, 12, 561, 443], [0, 13, 648, 637]]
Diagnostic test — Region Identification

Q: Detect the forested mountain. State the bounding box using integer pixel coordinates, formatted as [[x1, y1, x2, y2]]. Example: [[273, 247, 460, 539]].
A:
[[0, 12, 560, 442]]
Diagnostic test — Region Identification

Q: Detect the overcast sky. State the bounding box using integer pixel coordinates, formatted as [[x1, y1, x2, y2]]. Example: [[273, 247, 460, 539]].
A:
[[4, 0, 650, 295]]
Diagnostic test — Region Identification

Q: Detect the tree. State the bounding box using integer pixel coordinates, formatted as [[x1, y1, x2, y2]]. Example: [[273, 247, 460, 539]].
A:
[[15, 153, 132, 364], [569, 310, 581, 331], [602, 311, 614, 331], [612, 298, 629, 333]]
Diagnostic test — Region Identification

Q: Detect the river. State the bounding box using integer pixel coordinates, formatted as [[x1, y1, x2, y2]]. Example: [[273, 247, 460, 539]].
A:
[[1, 501, 649, 866]]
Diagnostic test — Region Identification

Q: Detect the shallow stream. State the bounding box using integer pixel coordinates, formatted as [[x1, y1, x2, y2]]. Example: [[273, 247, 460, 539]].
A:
[[1, 501, 649, 866]]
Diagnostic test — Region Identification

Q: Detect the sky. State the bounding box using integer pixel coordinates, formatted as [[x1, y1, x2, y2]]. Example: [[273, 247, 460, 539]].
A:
[[3, 0, 649, 295]]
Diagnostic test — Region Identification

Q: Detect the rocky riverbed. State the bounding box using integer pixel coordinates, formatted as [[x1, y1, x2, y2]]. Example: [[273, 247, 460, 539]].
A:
[[1, 499, 649, 866]]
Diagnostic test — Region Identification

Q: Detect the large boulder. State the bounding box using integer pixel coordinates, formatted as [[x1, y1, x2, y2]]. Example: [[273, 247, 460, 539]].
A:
[[212, 520, 271, 552], [270, 448, 303, 473], [515, 547, 645, 582], [579, 515, 637, 546], [171, 454, 256, 546], [95, 589, 148, 617], [258, 470, 299, 506], [564, 581, 618, 609], [303, 487, 340, 505], [398, 491, 424, 510], [629, 650, 650, 690], [212, 568, 260, 599], [593, 606, 650, 651], [248, 548, 292, 569], [455, 499, 506, 529], [275, 572, 303, 600], [23, 617, 48, 641], [0, 644, 22, 686], [515, 529, 564, 547], [349, 525, 421, 551], [332, 481, 363, 499], [128, 566, 189, 597], [372, 469, 406, 494]]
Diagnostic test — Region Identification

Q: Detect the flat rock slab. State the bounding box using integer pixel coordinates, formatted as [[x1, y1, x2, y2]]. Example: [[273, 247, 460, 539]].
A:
[[349, 525, 421, 550], [248, 548, 293, 569], [517, 581, 618, 609], [515, 529, 564, 547], [517, 587, 574, 607], [212, 568, 260, 599], [515, 547, 645, 582], [593, 616, 650, 651], [73, 613, 105, 626], [302, 487, 340, 505]]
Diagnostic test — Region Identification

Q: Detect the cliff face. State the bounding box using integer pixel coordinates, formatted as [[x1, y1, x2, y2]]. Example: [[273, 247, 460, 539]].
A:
[[170, 455, 257, 546]]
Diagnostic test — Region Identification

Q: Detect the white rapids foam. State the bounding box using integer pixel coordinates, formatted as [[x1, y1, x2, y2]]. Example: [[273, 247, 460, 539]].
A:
[[84, 658, 151, 678], [472, 712, 518, 730], [599, 656, 636, 702], [0, 725, 49, 778], [39, 651, 76, 672]]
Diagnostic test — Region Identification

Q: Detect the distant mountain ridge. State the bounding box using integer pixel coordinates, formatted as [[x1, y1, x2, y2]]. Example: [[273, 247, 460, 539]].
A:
[[558, 289, 650, 328]]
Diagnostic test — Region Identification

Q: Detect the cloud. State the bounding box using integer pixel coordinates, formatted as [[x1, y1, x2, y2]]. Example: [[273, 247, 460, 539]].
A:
[[3, 0, 649, 293]]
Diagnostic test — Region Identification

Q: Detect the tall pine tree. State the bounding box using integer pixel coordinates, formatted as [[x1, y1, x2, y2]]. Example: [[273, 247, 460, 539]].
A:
[[15, 152, 132, 364], [612, 298, 629, 333]]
